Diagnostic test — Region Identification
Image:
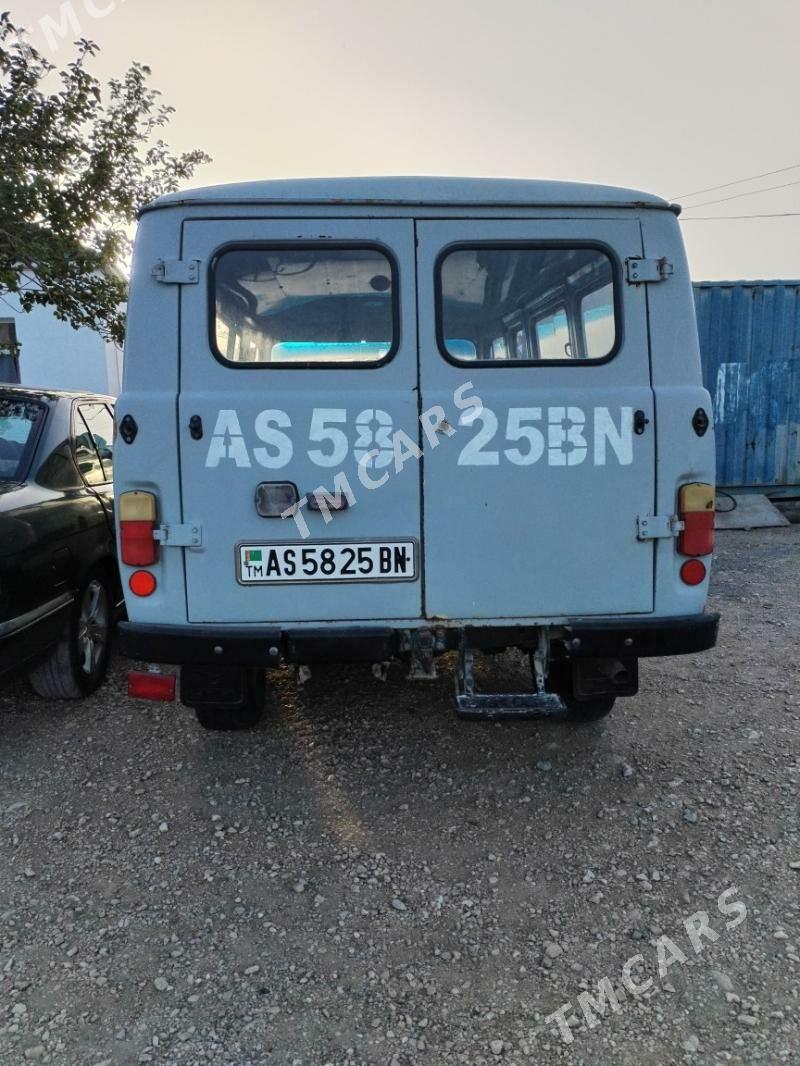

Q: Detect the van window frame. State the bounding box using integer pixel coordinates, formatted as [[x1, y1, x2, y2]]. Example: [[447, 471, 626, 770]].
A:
[[434, 240, 624, 368], [207, 241, 402, 371]]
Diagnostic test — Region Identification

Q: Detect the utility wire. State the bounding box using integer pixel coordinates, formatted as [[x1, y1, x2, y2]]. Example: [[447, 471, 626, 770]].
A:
[[673, 162, 800, 200], [679, 177, 800, 210], [680, 211, 800, 220]]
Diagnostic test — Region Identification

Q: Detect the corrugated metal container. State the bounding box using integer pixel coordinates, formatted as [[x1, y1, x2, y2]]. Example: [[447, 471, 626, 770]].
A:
[[694, 280, 800, 493]]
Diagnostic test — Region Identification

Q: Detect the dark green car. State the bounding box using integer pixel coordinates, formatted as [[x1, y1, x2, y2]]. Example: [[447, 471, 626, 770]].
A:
[[0, 386, 119, 698]]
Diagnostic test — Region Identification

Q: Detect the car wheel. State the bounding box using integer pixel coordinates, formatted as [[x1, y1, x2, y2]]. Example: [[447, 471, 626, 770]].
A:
[[28, 571, 112, 699], [564, 695, 616, 722], [194, 669, 266, 731]]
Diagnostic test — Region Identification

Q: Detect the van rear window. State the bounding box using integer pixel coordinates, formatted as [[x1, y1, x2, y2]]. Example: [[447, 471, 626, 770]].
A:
[[438, 246, 618, 364], [212, 246, 397, 367]]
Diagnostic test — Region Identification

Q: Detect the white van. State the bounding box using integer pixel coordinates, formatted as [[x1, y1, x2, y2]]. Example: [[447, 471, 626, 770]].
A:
[[116, 177, 718, 730]]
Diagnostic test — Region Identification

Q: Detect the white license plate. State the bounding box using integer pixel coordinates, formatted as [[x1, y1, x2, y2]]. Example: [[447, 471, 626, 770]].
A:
[[237, 540, 417, 584]]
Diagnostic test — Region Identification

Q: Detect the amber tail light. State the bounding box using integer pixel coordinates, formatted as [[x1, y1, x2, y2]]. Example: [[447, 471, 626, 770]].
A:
[[678, 483, 715, 557], [119, 491, 158, 566]]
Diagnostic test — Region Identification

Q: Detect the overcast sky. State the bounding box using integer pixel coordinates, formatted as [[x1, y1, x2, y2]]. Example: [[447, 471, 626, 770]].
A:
[[15, 0, 800, 280]]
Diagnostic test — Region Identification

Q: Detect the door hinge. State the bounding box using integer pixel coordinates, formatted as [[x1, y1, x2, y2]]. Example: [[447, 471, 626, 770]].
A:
[[625, 256, 674, 284], [637, 514, 685, 541], [151, 258, 200, 285], [153, 523, 203, 547]]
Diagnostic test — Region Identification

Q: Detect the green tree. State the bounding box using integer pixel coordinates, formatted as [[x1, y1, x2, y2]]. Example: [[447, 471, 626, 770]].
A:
[[0, 13, 210, 345]]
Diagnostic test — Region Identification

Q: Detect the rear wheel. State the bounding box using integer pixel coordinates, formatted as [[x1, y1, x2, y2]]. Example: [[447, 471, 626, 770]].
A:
[[564, 695, 616, 722], [194, 669, 266, 731], [28, 571, 112, 699]]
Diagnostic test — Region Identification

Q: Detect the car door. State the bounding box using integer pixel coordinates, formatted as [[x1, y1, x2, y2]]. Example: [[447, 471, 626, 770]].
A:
[[416, 218, 656, 621], [178, 218, 422, 624]]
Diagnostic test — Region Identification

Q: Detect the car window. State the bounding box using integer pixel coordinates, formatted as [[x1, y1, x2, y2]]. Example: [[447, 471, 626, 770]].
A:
[[212, 245, 397, 367], [438, 245, 617, 364], [75, 403, 114, 485], [0, 396, 43, 482]]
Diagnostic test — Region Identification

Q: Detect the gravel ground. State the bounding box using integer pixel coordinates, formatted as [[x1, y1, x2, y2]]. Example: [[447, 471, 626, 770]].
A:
[[1, 527, 798, 1066]]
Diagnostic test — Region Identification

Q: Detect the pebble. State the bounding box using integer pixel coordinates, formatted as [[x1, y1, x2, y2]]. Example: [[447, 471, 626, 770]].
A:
[[544, 941, 562, 959], [682, 1034, 700, 1054], [23, 1048, 45, 1061], [154, 977, 169, 992], [737, 1014, 758, 1027], [490, 1039, 504, 1056], [711, 970, 734, 993], [535, 761, 552, 772], [789, 861, 800, 871], [293, 879, 307, 894], [683, 808, 698, 824], [621, 762, 635, 778], [391, 898, 407, 912]]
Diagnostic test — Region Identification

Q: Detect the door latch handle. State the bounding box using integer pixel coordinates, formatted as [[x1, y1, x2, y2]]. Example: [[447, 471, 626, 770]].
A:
[[189, 415, 203, 440], [307, 492, 349, 512], [633, 410, 650, 435]]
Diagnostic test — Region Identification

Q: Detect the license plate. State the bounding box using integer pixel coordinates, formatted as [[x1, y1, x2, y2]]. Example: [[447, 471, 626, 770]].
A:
[[237, 540, 417, 584]]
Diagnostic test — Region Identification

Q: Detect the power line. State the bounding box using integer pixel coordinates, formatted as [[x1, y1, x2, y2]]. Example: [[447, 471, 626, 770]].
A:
[[673, 162, 800, 201], [678, 177, 800, 210], [680, 211, 800, 220]]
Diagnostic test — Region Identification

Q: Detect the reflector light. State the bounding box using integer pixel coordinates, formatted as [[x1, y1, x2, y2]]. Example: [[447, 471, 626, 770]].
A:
[[129, 570, 157, 597], [678, 482, 715, 556], [128, 671, 176, 701], [119, 491, 158, 566], [680, 559, 707, 586]]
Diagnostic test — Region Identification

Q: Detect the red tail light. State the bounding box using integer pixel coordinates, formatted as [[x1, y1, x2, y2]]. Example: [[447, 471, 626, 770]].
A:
[[119, 491, 158, 566], [128, 671, 176, 701], [678, 483, 715, 557]]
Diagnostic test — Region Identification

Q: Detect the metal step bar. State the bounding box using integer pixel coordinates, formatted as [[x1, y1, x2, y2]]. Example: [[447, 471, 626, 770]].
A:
[[453, 636, 566, 720]]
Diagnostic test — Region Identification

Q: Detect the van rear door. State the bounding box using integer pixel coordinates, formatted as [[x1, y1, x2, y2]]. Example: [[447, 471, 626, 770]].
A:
[[416, 218, 655, 620], [178, 219, 421, 624]]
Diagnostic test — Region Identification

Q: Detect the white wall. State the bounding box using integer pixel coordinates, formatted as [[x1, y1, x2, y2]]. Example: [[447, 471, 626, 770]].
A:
[[1, 295, 122, 396]]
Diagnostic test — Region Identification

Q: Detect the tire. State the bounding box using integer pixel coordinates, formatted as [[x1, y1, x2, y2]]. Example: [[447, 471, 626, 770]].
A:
[[28, 570, 112, 699], [194, 669, 266, 731], [564, 695, 616, 722]]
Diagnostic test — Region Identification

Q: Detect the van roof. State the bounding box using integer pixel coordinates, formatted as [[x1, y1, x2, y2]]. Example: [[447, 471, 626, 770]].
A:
[[142, 176, 676, 214]]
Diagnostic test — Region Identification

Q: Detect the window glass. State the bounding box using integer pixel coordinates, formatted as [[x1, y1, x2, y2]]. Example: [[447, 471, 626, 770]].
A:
[[581, 282, 615, 359], [213, 247, 396, 366], [0, 396, 41, 482], [535, 308, 570, 360], [439, 246, 617, 364], [513, 328, 529, 360], [491, 336, 509, 361], [75, 403, 114, 485]]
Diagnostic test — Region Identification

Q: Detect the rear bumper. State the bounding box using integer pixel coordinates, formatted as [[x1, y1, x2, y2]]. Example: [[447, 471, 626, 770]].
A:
[[119, 613, 719, 667]]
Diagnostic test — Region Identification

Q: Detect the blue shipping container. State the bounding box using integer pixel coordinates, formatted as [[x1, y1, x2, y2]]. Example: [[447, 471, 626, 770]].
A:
[[694, 280, 800, 493]]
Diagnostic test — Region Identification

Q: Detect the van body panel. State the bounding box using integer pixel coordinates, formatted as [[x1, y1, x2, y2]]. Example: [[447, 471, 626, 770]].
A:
[[641, 212, 716, 615], [178, 218, 422, 623], [118, 215, 188, 626], [416, 218, 656, 619], [117, 182, 715, 685]]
